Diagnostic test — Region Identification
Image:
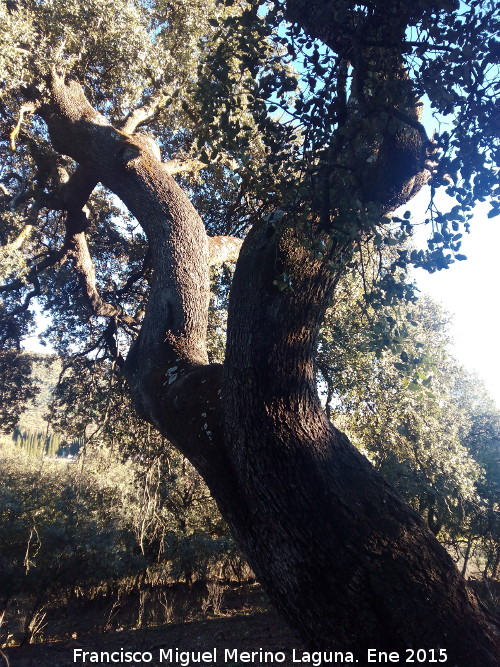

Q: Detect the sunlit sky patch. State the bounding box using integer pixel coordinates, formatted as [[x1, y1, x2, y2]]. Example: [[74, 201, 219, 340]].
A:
[[409, 190, 500, 407]]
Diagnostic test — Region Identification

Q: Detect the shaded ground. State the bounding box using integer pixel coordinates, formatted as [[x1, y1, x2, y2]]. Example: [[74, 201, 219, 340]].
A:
[[2, 584, 303, 667], [3, 580, 497, 667], [3, 610, 302, 667]]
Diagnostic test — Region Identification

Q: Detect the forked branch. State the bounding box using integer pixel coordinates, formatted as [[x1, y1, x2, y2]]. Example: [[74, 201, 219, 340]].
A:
[[67, 217, 138, 328]]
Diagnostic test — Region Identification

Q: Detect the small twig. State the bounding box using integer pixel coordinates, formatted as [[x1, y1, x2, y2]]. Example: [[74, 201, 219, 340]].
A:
[[9, 102, 37, 151]]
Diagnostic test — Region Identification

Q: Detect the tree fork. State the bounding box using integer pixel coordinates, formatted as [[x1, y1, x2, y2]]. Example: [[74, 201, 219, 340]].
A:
[[34, 55, 499, 667]]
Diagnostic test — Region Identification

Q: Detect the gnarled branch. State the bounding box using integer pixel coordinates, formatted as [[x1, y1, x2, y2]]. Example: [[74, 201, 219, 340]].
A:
[[36, 70, 230, 487], [67, 214, 138, 328]]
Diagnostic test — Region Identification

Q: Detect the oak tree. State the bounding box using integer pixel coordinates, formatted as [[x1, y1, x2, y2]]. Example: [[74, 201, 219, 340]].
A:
[[0, 0, 498, 661]]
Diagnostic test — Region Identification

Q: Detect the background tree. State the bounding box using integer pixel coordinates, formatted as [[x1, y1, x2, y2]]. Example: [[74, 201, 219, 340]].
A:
[[0, 0, 498, 661], [0, 350, 38, 432], [450, 372, 500, 579], [317, 253, 497, 559]]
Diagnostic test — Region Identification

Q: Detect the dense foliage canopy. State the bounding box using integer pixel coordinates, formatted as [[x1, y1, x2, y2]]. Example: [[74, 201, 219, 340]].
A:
[[0, 0, 499, 660], [0, 0, 498, 359]]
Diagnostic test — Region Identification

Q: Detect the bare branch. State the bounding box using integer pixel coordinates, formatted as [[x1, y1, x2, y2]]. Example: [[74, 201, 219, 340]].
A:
[[67, 213, 138, 327], [1, 198, 41, 254], [208, 235, 243, 266], [164, 154, 241, 177], [163, 157, 206, 176], [9, 102, 37, 151], [119, 91, 170, 134], [1, 223, 35, 254]]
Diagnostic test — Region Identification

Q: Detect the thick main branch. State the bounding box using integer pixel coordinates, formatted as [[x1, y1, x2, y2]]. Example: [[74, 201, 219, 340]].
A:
[[39, 71, 211, 412], [34, 70, 238, 495]]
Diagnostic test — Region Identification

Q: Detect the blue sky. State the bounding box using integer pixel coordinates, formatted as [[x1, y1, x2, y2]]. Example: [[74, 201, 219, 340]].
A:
[[409, 191, 500, 407]]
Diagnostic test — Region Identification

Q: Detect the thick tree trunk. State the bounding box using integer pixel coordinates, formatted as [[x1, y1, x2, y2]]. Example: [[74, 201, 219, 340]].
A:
[[223, 222, 498, 662], [37, 66, 499, 665]]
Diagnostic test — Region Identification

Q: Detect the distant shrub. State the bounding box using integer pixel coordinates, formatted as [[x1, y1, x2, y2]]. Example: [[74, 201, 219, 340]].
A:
[[0, 442, 240, 604], [0, 443, 146, 605]]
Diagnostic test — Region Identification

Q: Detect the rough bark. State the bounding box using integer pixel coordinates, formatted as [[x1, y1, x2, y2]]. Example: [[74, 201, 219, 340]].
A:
[[34, 52, 499, 666], [37, 69, 237, 496], [223, 222, 499, 662]]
